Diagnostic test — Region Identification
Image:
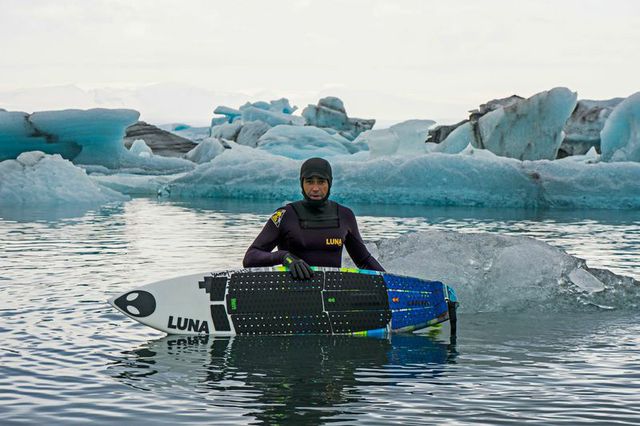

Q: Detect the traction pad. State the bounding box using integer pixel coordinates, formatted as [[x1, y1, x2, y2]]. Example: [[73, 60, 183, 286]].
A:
[[224, 271, 391, 335]]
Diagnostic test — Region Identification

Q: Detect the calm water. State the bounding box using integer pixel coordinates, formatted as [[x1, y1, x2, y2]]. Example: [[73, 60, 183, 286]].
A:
[[1, 198, 639, 424]]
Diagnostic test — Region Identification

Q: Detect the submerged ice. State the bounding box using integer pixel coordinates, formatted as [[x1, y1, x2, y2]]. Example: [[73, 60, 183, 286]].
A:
[[372, 230, 640, 313]]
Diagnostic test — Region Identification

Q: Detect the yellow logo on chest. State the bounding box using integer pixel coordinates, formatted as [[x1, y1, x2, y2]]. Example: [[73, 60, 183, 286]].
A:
[[326, 238, 343, 246]]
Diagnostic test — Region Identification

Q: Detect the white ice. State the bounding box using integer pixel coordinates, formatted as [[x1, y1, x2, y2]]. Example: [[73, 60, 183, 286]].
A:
[[600, 91, 640, 162], [354, 119, 435, 157], [371, 230, 637, 313], [0, 152, 128, 205], [437, 87, 577, 160], [184, 138, 225, 164], [256, 125, 353, 159], [160, 146, 640, 209]]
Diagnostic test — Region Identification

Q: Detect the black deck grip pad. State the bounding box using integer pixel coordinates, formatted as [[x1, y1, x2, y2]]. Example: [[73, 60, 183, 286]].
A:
[[199, 276, 227, 302], [211, 305, 231, 331], [231, 313, 332, 335], [225, 270, 392, 334]]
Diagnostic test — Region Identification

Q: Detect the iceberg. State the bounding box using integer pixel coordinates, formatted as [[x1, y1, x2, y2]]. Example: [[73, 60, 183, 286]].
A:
[[240, 106, 304, 127], [560, 98, 623, 157], [600, 92, 640, 162], [0, 151, 128, 205], [128, 139, 153, 157], [437, 88, 577, 160], [0, 108, 142, 168], [210, 120, 242, 141], [372, 230, 640, 313], [354, 119, 435, 157], [236, 120, 271, 148], [183, 138, 225, 164], [256, 125, 352, 159], [160, 147, 640, 209], [211, 98, 298, 127], [302, 96, 375, 141]]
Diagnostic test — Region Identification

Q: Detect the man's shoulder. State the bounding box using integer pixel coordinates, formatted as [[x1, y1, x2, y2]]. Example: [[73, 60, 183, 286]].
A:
[[334, 202, 355, 217], [269, 205, 293, 228]]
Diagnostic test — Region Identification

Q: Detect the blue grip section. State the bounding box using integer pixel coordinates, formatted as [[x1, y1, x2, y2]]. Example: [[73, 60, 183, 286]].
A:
[[383, 274, 451, 331]]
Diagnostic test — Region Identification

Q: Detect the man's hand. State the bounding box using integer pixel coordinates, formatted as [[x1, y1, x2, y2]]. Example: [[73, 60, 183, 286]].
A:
[[283, 253, 314, 280]]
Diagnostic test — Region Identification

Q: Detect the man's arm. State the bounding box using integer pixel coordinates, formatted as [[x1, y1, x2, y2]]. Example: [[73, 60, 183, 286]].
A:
[[343, 209, 385, 272], [242, 209, 289, 267]]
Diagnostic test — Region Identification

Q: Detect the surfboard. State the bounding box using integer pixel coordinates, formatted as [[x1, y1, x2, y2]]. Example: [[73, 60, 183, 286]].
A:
[[108, 266, 458, 336]]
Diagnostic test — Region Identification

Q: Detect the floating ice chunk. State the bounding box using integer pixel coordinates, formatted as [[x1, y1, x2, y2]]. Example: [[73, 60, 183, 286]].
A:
[[569, 268, 605, 294], [257, 125, 351, 159], [129, 139, 152, 157], [241, 106, 304, 127], [355, 119, 435, 157], [374, 230, 629, 313], [0, 110, 80, 161], [236, 120, 271, 148], [268, 98, 297, 114], [162, 147, 640, 209], [211, 121, 242, 141], [212, 106, 242, 125], [560, 98, 623, 157], [90, 172, 182, 196], [601, 92, 640, 162], [162, 143, 299, 199], [0, 152, 128, 205], [302, 96, 375, 140], [184, 138, 225, 163], [30, 108, 139, 168], [437, 87, 577, 160]]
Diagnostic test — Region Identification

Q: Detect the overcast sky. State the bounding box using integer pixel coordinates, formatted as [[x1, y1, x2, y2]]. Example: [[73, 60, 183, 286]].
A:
[[1, 0, 639, 124]]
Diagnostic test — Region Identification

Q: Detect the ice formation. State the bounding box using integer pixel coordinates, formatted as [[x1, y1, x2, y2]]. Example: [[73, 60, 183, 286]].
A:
[[161, 146, 640, 209], [0, 108, 139, 167], [600, 92, 640, 162], [0, 152, 128, 205], [128, 139, 153, 157], [437, 88, 577, 160], [561, 98, 623, 157], [354, 119, 435, 157], [236, 120, 271, 147], [256, 125, 354, 159], [241, 106, 304, 127], [372, 230, 640, 313], [302, 96, 375, 141], [183, 138, 225, 164]]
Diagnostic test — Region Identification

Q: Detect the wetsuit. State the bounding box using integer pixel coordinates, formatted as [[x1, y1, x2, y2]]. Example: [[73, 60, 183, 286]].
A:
[[243, 200, 384, 271]]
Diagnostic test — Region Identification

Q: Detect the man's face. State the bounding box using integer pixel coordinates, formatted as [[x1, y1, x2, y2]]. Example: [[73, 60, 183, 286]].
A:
[[303, 177, 329, 200]]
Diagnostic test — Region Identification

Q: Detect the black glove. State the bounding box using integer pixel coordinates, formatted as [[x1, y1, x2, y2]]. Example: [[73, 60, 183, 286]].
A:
[[283, 253, 314, 280]]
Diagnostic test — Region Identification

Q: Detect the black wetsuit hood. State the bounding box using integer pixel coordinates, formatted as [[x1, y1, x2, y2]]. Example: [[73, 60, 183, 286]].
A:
[[300, 157, 332, 207]]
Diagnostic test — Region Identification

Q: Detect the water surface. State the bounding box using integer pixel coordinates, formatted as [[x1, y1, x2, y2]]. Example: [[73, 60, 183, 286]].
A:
[[1, 198, 639, 424]]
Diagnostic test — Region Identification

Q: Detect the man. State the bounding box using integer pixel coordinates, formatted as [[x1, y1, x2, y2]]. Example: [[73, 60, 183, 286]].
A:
[[243, 157, 384, 279]]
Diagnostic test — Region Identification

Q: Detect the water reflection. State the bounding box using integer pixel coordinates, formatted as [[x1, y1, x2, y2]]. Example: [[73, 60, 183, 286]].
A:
[[108, 333, 457, 424]]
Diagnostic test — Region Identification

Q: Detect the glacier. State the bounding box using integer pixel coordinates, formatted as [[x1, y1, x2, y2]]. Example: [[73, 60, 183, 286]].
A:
[[601, 92, 640, 162]]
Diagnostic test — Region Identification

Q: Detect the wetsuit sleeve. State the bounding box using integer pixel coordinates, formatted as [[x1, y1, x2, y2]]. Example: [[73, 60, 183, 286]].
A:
[[242, 210, 289, 267], [343, 208, 385, 272]]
